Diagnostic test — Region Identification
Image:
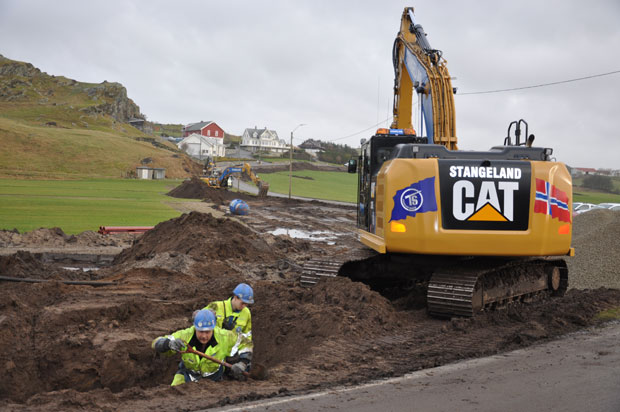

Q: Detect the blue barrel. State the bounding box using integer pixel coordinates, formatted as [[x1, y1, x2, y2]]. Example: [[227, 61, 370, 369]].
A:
[[229, 199, 250, 215]]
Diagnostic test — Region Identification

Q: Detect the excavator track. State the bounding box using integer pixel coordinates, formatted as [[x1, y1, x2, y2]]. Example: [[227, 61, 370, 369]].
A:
[[427, 258, 568, 317], [299, 249, 376, 287], [299, 259, 346, 287], [333, 251, 569, 318]]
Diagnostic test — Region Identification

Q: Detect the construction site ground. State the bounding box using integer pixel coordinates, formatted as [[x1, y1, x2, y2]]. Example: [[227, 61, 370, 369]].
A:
[[1, 177, 620, 411]]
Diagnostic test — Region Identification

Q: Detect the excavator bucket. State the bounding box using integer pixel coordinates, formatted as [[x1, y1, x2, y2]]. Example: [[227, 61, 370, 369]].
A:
[[257, 182, 269, 198]]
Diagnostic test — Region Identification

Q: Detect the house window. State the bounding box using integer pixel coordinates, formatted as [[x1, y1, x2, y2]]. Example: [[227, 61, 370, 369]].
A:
[[215, 131, 219, 137], [207, 130, 211, 136]]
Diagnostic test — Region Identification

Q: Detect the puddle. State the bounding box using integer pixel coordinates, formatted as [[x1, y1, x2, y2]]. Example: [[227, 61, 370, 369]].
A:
[[62, 267, 100, 272], [268, 228, 338, 244]]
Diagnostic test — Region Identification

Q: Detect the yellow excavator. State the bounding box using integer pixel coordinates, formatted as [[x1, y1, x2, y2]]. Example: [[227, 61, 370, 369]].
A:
[[340, 7, 573, 317], [202, 163, 269, 198]]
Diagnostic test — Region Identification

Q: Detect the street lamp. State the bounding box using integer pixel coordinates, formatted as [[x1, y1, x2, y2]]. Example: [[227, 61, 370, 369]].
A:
[[289, 123, 306, 200]]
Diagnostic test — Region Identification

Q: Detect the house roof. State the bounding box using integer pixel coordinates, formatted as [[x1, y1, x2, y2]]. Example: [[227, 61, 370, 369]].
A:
[[184, 121, 213, 131], [177, 133, 220, 147], [245, 127, 268, 137], [244, 127, 280, 138], [576, 167, 597, 173], [299, 140, 323, 150]]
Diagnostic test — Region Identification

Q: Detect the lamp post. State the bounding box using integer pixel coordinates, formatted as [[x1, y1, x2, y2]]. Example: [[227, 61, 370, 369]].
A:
[[289, 123, 306, 200]]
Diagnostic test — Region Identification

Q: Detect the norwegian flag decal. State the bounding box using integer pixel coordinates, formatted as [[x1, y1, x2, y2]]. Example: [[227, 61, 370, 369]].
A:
[[534, 179, 571, 223]]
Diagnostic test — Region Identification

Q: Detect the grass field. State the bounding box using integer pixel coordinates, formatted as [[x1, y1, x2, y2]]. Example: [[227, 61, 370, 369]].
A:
[[259, 170, 357, 203], [2, 174, 618, 234], [0, 179, 187, 234], [573, 187, 620, 204], [0, 171, 356, 233]]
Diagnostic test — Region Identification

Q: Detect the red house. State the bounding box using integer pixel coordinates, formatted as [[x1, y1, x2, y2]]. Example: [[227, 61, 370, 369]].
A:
[[182, 121, 225, 138]]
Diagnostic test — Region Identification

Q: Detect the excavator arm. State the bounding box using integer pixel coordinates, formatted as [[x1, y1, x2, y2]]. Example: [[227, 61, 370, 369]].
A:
[[392, 7, 457, 149], [242, 163, 269, 197]]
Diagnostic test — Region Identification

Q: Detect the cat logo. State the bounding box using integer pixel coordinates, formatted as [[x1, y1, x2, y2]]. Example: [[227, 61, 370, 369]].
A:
[[452, 180, 519, 222], [439, 160, 531, 231]]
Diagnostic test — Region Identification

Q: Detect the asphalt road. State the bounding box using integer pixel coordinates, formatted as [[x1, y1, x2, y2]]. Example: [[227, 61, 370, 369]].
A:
[[209, 322, 620, 412], [230, 177, 354, 206]]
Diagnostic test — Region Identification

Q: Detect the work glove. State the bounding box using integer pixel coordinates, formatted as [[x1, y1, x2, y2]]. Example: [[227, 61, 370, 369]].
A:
[[168, 337, 185, 352], [231, 362, 247, 380]]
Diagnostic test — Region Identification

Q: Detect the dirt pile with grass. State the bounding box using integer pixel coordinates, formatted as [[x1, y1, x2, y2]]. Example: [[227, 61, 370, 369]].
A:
[[0, 227, 142, 248]]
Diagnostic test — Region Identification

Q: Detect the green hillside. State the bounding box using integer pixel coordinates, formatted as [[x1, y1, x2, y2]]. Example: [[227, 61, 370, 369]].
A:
[[0, 54, 201, 178]]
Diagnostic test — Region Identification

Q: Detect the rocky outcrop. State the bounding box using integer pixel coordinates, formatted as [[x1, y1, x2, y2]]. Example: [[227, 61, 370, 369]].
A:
[[0, 54, 41, 77], [80, 81, 142, 122], [0, 54, 143, 123]]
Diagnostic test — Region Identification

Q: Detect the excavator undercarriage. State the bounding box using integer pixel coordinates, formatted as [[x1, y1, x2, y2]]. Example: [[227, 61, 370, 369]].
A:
[[299, 252, 568, 318]]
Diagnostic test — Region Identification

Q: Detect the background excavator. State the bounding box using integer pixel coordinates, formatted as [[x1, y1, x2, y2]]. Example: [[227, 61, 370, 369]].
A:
[[201, 162, 269, 198], [339, 7, 573, 317]]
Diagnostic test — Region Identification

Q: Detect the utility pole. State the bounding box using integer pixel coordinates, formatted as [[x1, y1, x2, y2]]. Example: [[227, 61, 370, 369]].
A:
[[289, 123, 306, 200]]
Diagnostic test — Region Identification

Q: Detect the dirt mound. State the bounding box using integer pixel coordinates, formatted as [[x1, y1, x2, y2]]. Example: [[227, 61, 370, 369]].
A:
[[253, 277, 400, 367], [569, 209, 620, 289], [112, 211, 282, 266], [166, 177, 256, 204], [0, 251, 90, 280], [0, 227, 137, 248]]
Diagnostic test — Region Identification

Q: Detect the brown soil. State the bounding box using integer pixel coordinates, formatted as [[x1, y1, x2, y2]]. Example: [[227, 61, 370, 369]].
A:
[[1, 189, 619, 411], [167, 177, 256, 205]]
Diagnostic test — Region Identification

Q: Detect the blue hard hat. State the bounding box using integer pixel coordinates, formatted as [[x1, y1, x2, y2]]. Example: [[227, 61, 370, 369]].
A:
[[233, 283, 254, 304], [194, 309, 216, 331]]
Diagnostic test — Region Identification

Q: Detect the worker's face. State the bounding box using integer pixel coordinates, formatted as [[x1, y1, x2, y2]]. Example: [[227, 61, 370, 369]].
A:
[[196, 329, 213, 344], [232, 296, 249, 311]]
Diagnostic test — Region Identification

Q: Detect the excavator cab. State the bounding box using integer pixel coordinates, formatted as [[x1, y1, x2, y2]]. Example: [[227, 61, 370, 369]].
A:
[[351, 128, 425, 231]]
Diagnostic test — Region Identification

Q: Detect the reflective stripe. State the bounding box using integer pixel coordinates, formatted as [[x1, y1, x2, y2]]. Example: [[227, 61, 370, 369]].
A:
[[229, 331, 252, 356]]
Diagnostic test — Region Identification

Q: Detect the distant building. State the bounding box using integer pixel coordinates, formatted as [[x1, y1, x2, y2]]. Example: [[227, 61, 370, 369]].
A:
[[299, 139, 325, 158], [572, 167, 598, 177], [128, 117, 145, 130], [129, 117, 152, 133], [182, 121, 225, 138], [136, 166, 166, 180], [177, 133, 225, 158], [240, 126, 288, 154]]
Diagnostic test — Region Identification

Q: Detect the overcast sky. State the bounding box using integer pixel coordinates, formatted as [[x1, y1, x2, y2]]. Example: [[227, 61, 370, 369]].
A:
[[1, 0, 619, 169]]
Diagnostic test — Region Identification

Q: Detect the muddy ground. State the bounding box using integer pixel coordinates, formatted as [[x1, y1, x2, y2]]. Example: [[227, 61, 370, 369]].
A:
[[1, 179, 619, 411]]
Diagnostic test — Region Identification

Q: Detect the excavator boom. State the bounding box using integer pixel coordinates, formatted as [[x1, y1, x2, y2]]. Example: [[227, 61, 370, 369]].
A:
[[392, 7, 457, 150]]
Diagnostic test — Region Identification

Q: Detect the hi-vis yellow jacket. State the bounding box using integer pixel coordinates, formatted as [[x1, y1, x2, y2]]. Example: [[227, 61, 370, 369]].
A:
[[152, 326, 237, 377], [204, 297, 252, 355]]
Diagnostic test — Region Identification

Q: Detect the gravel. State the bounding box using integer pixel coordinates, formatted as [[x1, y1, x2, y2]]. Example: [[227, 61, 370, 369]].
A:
[[569, 209, 620, 290]]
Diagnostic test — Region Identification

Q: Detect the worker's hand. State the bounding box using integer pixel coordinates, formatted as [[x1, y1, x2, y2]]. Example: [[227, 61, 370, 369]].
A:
[[168, 337, 185, 352], [231, 362, 247, 380]]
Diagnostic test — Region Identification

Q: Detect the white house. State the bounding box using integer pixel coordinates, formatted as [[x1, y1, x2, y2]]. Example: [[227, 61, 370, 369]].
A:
[[177, 133, 225, 158], [240, 127, 289, 154]]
